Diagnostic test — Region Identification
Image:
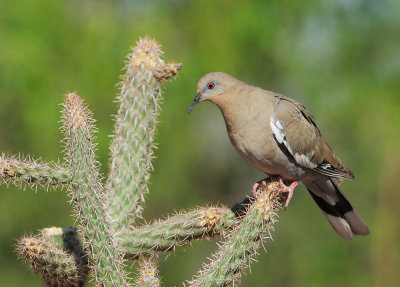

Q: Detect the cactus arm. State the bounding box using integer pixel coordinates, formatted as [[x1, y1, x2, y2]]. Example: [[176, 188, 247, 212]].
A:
[[0, 154, 71, 188], [16, 227, 89, 287], [106, 37, 182, 233], [105, 37, 181, 287], [61, 92, 130, 286], [121, 207, 239, 258]]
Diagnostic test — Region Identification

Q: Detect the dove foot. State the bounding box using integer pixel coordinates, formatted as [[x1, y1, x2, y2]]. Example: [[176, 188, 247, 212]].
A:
[[252, 177, 298, 208], [278, 179, 298, 208]]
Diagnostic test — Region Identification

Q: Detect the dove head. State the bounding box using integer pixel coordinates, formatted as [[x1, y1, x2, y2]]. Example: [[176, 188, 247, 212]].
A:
[[187, 72, 241, 114]]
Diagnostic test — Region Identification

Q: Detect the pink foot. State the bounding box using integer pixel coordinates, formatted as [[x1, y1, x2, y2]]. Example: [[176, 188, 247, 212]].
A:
[[279, 179, 298, 208], [252, 177, 298, 208]]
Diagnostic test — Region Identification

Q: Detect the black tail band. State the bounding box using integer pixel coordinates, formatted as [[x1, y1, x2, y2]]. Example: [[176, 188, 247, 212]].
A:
[[307, 178, 353, 217]]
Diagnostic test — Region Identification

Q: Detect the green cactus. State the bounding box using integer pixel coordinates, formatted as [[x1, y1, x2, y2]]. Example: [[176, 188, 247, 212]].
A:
[[17, 227, 89, 287], [0, 154, 71, 188], [62, 92, 130, 286], [189, 179, 287, 287], [21, 205, 239, 276], [122, 206, 239, 258], [3, 37, 288, 287], [106, 37, 182, 233]]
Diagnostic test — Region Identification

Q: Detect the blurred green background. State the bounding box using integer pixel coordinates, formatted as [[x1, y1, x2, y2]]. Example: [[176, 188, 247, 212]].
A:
[[1, 0, 399, 286]]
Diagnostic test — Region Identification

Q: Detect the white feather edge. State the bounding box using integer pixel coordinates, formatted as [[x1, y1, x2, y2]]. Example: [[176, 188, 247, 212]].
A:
[[270, 116, 317, 169], [270, 116, 285, 144]]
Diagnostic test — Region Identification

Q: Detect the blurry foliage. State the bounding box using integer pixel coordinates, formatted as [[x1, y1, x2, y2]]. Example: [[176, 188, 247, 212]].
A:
[[0, 0, 399, 286]]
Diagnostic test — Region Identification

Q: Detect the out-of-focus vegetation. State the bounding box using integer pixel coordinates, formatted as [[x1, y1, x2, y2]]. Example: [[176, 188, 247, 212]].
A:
[[0, 0, 399, 286]]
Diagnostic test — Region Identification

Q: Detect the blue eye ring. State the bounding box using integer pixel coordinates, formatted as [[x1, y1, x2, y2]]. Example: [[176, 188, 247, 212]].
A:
[[207, 81, 216, 90]]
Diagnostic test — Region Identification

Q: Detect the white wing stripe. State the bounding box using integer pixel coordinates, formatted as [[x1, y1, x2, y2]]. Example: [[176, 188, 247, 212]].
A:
[[271, 116, 317, 169], [270, 116, 285, 144]]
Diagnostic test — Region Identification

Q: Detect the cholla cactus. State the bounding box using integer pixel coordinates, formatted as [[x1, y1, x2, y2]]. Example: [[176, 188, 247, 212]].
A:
[[121, 207, 239, 259], [1, 37, 288, 287], [62, 92, 130, 286], [17, 227, 88, 287], [0, 154, 70, 188], [106, 37, 182, 234]]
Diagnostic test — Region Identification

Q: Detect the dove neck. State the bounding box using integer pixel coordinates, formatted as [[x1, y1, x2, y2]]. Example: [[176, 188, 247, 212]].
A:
[[214, 86, 252, 134]]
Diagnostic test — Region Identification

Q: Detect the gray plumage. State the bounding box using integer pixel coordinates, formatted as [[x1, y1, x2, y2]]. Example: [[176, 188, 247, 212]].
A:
[[188, 72, 369, 240]]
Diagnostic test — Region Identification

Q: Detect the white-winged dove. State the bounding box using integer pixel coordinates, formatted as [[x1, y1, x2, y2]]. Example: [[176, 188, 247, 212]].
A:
[[188, 72, 369, 240]]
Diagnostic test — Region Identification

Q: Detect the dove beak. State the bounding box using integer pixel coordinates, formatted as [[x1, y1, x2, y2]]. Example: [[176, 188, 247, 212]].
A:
[[187, 92, 203, 114]]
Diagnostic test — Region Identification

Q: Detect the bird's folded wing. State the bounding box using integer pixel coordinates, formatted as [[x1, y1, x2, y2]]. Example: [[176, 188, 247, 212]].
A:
[[270, 95, 354, 179]]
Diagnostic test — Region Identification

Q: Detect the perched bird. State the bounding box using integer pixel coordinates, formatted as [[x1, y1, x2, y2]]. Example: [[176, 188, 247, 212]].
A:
[[187, 72, 369, 240]]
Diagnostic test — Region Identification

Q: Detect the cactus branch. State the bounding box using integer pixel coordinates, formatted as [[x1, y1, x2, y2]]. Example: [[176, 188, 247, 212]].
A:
[[105, 37, 181, 287], [0, 154, 71, 188], [23, 203, 244, 264], [154, 62, 182, 83], [16, 227, 89, 287], [189, 178, 288, 287], [61, 92, 129, 286], [122, 207, 239, 259], [106, 37, 182, 234]]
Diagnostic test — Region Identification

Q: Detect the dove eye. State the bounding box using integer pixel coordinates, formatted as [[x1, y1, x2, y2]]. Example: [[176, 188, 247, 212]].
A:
[[207, 81, 216, 90]]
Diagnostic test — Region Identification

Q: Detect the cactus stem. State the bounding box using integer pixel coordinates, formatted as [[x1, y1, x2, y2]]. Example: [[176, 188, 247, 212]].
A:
[[106, 37, 182, 233], [122, 206, 239, 259], [0, 153, 71, 188], [61, 92, 129, 286], [16, 227, 89, 287]]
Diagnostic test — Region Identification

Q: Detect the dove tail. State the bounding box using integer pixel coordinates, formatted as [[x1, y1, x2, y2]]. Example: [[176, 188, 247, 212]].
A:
[[305, 177, 370, 240]]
